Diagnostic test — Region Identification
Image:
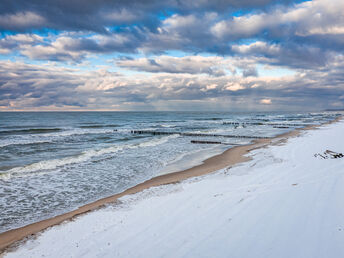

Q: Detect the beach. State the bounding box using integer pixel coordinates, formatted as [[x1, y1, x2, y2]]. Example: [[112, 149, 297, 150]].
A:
[[1, 115, 343, 257]]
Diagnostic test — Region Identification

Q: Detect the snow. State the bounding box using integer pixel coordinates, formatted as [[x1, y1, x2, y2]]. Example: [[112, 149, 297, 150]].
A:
[[5, 120, 344, 258]]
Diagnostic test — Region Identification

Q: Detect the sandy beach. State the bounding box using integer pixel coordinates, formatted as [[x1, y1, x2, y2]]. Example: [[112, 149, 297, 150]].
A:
[[1, 115, 343, 256]]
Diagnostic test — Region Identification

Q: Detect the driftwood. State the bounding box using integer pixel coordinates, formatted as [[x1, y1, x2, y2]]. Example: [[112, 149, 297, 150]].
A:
[[314, 150, 344, 159]]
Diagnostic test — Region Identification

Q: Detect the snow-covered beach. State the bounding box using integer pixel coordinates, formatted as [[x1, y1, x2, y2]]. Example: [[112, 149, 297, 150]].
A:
[[3, 118, 344, 258]]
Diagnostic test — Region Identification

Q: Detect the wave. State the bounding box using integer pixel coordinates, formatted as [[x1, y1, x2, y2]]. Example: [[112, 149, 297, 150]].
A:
[[194, 118, 223, 121], [0, 128, 62, 136], [138, 134, 178, 147], [79, 124, 119, 129], [0, 135, 179, 180], [141, 120, 185, 123], [0, 139, 52, 148], [160, 124, 178, 128], [183, 126, 209, 130], [0, 128, 117, 148]]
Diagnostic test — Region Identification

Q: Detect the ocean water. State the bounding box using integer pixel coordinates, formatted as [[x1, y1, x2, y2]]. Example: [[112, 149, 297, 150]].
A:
[[0, 111, 340, 233]]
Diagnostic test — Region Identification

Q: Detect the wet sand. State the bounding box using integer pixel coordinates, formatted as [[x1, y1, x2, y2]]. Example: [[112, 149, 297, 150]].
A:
[[0, 115, 342, 253]]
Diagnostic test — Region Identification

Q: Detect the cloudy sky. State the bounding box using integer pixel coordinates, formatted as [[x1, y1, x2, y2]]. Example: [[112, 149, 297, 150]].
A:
[[0, 0, 343, 111]]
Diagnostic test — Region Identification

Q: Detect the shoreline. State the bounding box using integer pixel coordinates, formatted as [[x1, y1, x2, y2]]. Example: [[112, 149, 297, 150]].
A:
[[0, 115, 342, 253]]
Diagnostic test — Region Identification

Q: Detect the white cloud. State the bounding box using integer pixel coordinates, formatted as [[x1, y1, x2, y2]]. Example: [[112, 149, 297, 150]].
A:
[[225, 82, 245, 91], [211, 0, 344, 40], [260, 98, 272, 104]]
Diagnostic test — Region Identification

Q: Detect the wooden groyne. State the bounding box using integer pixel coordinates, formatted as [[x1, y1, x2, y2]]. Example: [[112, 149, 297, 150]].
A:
[[190, 140, 222, 144], [223, 122, 312, 127], [272, 126, 290, 129], [190, 140, 242, 145], [130, 130, 269, 139]]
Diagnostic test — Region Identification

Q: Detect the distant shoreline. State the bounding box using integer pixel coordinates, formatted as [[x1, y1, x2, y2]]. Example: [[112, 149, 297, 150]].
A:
[[0, 115, 342, 253]]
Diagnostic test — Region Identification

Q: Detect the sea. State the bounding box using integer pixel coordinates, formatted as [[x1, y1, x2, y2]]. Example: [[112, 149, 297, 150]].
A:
[[0, 111, 340, 233]]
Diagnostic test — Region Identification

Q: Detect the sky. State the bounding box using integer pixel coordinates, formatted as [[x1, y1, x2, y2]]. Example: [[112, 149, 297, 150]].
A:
[[0, 0, 343, 111]]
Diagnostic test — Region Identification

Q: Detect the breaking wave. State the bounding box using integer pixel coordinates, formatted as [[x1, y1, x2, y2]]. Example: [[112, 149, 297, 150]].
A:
[[0, 135, 178, 180]]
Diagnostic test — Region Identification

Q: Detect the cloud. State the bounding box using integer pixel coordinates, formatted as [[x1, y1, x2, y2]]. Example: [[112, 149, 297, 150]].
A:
[[0, 0, 287, 32], [224, 82, 245, 91], [0, 34, 43, 54], [260, 98, 272, 104], [0, 61, 86, 108], [0, 11, 45, 31], [139, 12, 234, 55], [1, 58, 343, 111], [1, 0, 343, 68], [211, 0, 344, 49], [0, 0, 344, 111], [242, 67, 258, 77], [17, 33, 141, 61], [231, 41, 330, 69], [116, 56, 227, 76]]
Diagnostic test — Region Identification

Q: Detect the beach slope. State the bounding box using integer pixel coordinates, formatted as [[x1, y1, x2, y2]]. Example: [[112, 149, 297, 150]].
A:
[[4, 120, 344, 258]]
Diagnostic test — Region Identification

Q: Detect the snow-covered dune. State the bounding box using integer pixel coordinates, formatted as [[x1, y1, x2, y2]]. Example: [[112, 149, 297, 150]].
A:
[[5, 120, 344, 258]]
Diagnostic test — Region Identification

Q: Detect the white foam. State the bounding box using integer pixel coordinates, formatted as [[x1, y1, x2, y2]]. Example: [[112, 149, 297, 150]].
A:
[[0, 128, 116, 148], [0, 135, 178, 180], [137, 134, 178, 147]]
